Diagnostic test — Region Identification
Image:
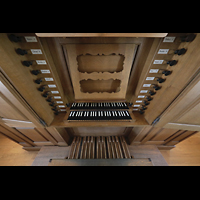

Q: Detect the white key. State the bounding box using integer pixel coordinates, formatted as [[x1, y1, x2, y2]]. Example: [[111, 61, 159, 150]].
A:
[[104, 111, 107, 116], [69, 112, 72, 117], [126, 111, 129, 116]]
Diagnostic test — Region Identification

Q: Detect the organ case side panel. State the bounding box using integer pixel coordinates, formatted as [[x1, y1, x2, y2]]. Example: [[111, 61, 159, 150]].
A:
[[138, 33, 200, 125], [157, 69, 200, 131], [0, 33, 56, 126]]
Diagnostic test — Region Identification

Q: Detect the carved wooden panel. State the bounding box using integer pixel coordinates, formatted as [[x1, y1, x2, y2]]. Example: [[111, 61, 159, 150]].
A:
[[64, 44, 137, 101]]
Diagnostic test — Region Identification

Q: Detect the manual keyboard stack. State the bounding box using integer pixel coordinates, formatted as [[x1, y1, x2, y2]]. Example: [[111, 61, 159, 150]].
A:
[[68, 102, 132, 121]]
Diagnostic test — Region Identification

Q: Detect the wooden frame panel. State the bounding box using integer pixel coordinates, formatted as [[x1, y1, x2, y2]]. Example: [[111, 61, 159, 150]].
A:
[[156, 67, 200, 129], [64, 43, 137, 101], [16, 128, 48, 142]]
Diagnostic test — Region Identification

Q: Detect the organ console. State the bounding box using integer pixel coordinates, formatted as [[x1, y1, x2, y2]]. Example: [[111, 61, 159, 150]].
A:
[[0, 33, 200, 165]]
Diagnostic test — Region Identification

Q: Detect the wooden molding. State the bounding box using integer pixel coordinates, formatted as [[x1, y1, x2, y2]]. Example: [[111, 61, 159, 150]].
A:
[[35, 33, 168, 38]]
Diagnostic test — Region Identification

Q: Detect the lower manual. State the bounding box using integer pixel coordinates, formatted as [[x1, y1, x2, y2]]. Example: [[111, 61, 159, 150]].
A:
[[68, 110, 132, 121]]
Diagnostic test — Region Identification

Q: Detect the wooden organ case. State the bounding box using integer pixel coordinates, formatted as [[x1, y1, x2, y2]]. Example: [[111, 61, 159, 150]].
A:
[[0, 33, 200, 165]]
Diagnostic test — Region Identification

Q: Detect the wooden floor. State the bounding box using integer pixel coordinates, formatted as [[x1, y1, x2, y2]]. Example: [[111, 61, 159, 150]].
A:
[[160, 132, 200, 166], [0, 133, 38, 166], [0, 132, 200, 166]]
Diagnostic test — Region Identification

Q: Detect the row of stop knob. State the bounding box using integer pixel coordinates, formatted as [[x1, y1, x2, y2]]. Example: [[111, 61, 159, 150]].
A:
[[136, 34, 196, 114]]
